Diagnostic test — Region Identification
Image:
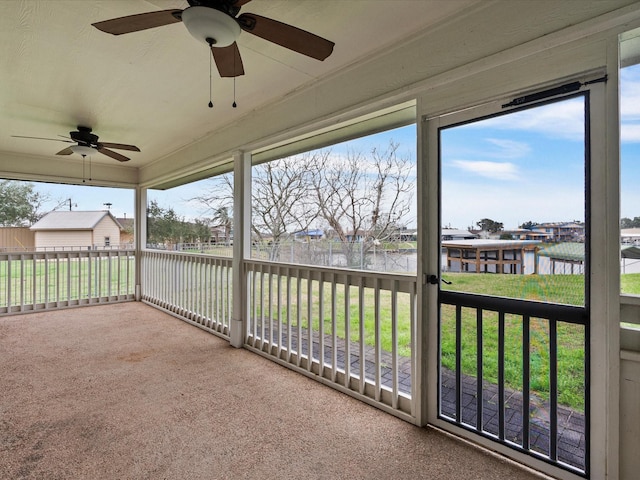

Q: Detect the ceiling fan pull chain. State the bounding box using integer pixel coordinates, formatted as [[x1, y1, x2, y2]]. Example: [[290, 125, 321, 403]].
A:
[[208, 42, 213, 108], [82, 155, 86, 183], [233, 53, 237, 108]]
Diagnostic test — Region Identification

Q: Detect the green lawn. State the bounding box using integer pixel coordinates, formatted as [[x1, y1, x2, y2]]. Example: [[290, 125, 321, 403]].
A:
[[622, 273, 640, 295], [254, 271, 590, 411], [0, 256, 135, 306]]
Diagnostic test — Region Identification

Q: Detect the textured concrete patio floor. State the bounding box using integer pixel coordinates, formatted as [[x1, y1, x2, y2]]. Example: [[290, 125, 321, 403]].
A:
[[0, 302, 547, 480]]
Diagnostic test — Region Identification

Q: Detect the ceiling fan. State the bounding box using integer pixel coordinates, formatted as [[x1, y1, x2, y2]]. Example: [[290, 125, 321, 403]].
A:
[[12, 126, 140, 162], [91, 0, 335, 78]]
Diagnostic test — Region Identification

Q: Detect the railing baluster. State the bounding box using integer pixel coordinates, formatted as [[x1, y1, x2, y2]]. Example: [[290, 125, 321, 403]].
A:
[[358, 276, 365, 395], [498, 312, 505, 442], [523, 315, 531, 451], [374, 277, 381, 401], [391, 280, 399, 409], [20, 254, 25, 310], [259, 263, 266, 351], [251, 267, 257, 346], [296, 272, 302, 368], [476, 308, 483, 432], [344, 276, 351, 389], [549, 318, 558, 461], [277, 266, 283, 359], [307, 274, 313, 372], [286, 271, 292, 363], [455, 304, 462, 422], [318, 272, 325, 377], [31, 255, 36, 309], [44, 255, 49, 306], [7, 255, 12, 310], [268, 265, 274, 351], [331, 274, 337, 382]]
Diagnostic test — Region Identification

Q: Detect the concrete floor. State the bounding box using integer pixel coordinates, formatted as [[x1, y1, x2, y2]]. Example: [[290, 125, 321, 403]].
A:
[[0, 302, 546, 479]]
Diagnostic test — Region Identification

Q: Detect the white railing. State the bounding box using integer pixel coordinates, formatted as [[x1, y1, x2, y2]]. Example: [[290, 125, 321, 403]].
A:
[[141, 250, 232, 338], [0, 244, 134, 253], [244, 259, 417, 417], [0, 249, 135, 314]]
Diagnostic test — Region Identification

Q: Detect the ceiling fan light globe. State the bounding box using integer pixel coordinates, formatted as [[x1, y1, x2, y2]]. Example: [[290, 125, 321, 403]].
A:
[[70, 144, 95, 156], [182, 6, 240, 47]]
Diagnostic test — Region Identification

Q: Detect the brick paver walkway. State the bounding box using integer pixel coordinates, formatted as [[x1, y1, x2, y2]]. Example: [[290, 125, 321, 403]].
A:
[[253, 324, 585, 471]]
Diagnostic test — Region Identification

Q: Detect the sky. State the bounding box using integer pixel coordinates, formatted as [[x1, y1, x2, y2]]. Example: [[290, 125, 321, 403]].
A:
[[29, 64, 640, 230]]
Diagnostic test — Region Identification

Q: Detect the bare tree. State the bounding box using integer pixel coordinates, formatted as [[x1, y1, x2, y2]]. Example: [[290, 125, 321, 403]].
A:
[[190, 141, 414, 268], [252, 153, 320, 260], [310, 140, 413, 268], [191, 156, 320, 259]]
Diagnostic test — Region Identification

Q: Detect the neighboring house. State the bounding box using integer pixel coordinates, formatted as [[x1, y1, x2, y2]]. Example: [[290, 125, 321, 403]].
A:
[[345, 230, 366, 242], [294, 229, 324, 241], [30, 211, 123, 251], [532, 222, 585, 242], [392, 228, 418, 242], [441, 228, 478, 241], [209, 226, 229, 244], [621, 228, 640, 246], [116, 217, 134, 245]]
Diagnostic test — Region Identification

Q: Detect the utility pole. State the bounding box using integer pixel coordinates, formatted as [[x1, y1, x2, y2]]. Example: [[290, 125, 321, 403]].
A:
[[103, 202, 112, 211]]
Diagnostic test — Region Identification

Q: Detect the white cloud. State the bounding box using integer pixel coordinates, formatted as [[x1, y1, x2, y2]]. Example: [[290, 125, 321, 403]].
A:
[[621, 67, 640, 120], [485, 138, 531, 158], [450, 160, 519, 180], [621, 123, 640, 143], [472, 98, 585, 141]]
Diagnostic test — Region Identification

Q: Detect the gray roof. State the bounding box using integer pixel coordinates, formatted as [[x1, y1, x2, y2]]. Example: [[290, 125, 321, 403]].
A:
[[442, 239, 541, 248], [30, 211, 121, 231]]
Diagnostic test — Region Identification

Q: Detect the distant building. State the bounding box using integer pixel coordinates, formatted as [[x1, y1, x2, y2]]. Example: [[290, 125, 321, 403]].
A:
[[441, 228, 478, 241], [30, 211, 123, 250], [621, 228, 640, 246], [500, 228, 553, 242], [531, 222, 585, 242], [294, 229, 324, 241], [442, 239, 540, 274]]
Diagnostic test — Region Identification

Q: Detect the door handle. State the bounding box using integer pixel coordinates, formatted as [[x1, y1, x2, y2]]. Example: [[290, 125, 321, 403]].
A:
[[427, 274, 452, 285]]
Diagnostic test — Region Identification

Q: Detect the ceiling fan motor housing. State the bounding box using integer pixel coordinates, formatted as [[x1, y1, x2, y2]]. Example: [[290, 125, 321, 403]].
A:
[[72, 126, 99, 145]]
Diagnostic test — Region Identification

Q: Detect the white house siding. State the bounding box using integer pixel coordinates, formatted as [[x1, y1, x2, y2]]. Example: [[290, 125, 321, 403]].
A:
[[91, 216, 121, 247], [34, 230, 92, 251]]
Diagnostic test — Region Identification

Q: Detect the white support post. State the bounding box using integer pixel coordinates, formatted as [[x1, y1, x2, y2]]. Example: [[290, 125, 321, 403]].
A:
[[134, 186, 147, 301], [230, 151, 251, 348], [418, 104, 439, 427]]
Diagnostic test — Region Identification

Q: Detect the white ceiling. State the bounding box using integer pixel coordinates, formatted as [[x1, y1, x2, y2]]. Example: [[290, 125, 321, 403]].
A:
[[0, 0, 476, 174]]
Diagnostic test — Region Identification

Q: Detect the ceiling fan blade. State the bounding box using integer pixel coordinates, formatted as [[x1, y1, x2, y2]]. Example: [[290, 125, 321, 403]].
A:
[[12, 135, 73, 143], [234, 0, 252, 6], [97, 147, 130, 162], [237, 13, 334, 61], [211, 43, 245, 77], [99, 142, 141, 152], [92, 9, 183, 35], [56, 147, 74, 155]]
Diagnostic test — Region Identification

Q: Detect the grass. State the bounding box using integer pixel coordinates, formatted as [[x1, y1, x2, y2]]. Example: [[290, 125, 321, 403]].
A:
[[622, 273, 640, 295], [0, 256, 135, 306], [253, 271, 590, 411]]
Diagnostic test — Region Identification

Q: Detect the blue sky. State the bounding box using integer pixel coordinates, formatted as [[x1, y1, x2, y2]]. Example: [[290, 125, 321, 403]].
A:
[[441, 95, 586, 230], [32, 64, 640, 230]]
